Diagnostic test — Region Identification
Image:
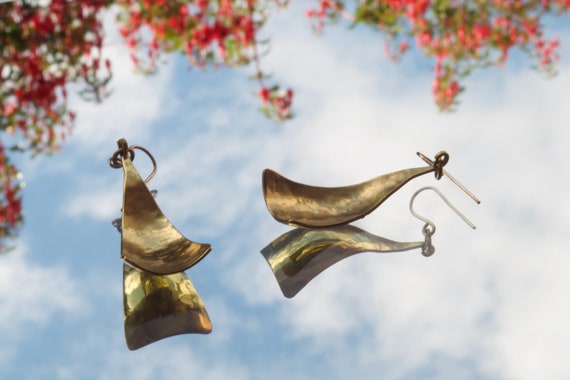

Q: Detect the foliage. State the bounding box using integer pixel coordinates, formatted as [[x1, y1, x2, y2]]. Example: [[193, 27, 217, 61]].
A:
[[114, 0, 294, 121], [0, 0, 569, 248], [307, 0, 569, 110], [0, 0, 111, 247]]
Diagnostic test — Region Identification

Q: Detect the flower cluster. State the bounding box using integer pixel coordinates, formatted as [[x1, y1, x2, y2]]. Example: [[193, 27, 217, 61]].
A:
[[116, 0, 257, 69], [0, 0, 111, 247], [258, 85, 294, 121], [307, 0, 570, 111], [0, 143, 22, 247], [115, 0, 293, 120]]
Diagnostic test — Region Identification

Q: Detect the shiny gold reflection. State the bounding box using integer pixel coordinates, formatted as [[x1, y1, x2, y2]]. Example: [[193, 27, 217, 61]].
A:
[[121, 156, 211, 275], [261, 225, 423, 298], [123, 264, 212, 350], [262, 166, 434, 228]]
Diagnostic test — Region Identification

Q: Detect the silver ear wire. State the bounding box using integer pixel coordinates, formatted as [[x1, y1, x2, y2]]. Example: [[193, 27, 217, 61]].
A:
[[409, 186, 476, 232], [409, 186, 476, 257]]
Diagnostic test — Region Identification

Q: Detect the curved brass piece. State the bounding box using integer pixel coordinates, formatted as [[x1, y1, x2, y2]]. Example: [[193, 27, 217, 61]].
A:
[[121, 155, 211, 274], [263, 165, 434, 228], [123, 264, 212, 350], [261, 225, 423, 298]]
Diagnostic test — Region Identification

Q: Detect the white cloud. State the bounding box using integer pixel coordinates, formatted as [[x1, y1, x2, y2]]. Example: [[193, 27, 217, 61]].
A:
[[84, 343, 250, 380], [65, 176, 121, 220], [0, 245, 83, 365]]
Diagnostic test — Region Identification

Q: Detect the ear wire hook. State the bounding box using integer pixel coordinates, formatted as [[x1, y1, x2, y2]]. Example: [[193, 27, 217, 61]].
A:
[[417, 151, 481, 205], [108, 138, 157, 184], [409, 186, 476, 257], [409, 186, 476, 232], [129, 145, 157, 184]]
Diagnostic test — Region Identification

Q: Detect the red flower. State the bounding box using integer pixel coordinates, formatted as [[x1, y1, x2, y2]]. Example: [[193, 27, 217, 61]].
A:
[[259, 87, 270, 103], [3, 102, 17, 117]]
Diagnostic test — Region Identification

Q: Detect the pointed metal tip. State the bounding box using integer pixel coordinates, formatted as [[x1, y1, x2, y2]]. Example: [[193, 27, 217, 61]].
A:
[[416, 151, 433, 166]]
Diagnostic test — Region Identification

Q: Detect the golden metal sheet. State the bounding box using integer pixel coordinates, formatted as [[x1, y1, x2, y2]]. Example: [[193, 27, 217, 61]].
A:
[[261, 225, 423, 298], [121, 155, 211, 275], [262, 166, 434, 228], [123, 264, 212, 350]]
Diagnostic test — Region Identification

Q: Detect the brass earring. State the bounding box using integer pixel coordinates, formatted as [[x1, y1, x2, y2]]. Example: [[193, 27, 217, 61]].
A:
[[109, 139, 212, 350], [108, 139, 211, 275], [260, 151, 479, 298], [263, 151, 478, 228], [261, 225, 427, 298]]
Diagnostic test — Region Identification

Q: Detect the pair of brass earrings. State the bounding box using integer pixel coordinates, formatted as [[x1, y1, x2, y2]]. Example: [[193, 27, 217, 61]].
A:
[[108, 139, 479, 350]]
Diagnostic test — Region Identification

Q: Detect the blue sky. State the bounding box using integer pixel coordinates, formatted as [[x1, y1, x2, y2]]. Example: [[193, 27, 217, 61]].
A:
[[2, 3, 570, 379]]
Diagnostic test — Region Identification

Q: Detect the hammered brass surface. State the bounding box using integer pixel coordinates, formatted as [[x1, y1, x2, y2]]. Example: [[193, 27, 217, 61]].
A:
[[123, 264, 212, 350], [261, 225, 423, 298], [262, 166, 434, 228], [121, 156, 211, 275]]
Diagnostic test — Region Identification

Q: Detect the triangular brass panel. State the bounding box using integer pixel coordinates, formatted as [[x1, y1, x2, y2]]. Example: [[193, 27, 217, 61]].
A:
[[261, 225, 423, 298], [123, 264, 212, 350], [262, 166, 434, 228], [121, 156, 211, 275]]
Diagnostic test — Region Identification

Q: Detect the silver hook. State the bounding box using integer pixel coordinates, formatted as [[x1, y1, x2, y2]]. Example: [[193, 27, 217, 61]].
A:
[[409, 186, 477, 234], [409, 186, 476, 257]]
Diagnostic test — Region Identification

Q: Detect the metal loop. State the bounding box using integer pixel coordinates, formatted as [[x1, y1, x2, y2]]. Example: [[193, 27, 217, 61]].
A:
[[416, 151, 481, 204], [421, 234, 435, 257], [107, 139, 157, 184], [422, 222, 435, 237], [432, 151, 449, 180], [108, 138, 131, 168], [108, 138, 133, 168]]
